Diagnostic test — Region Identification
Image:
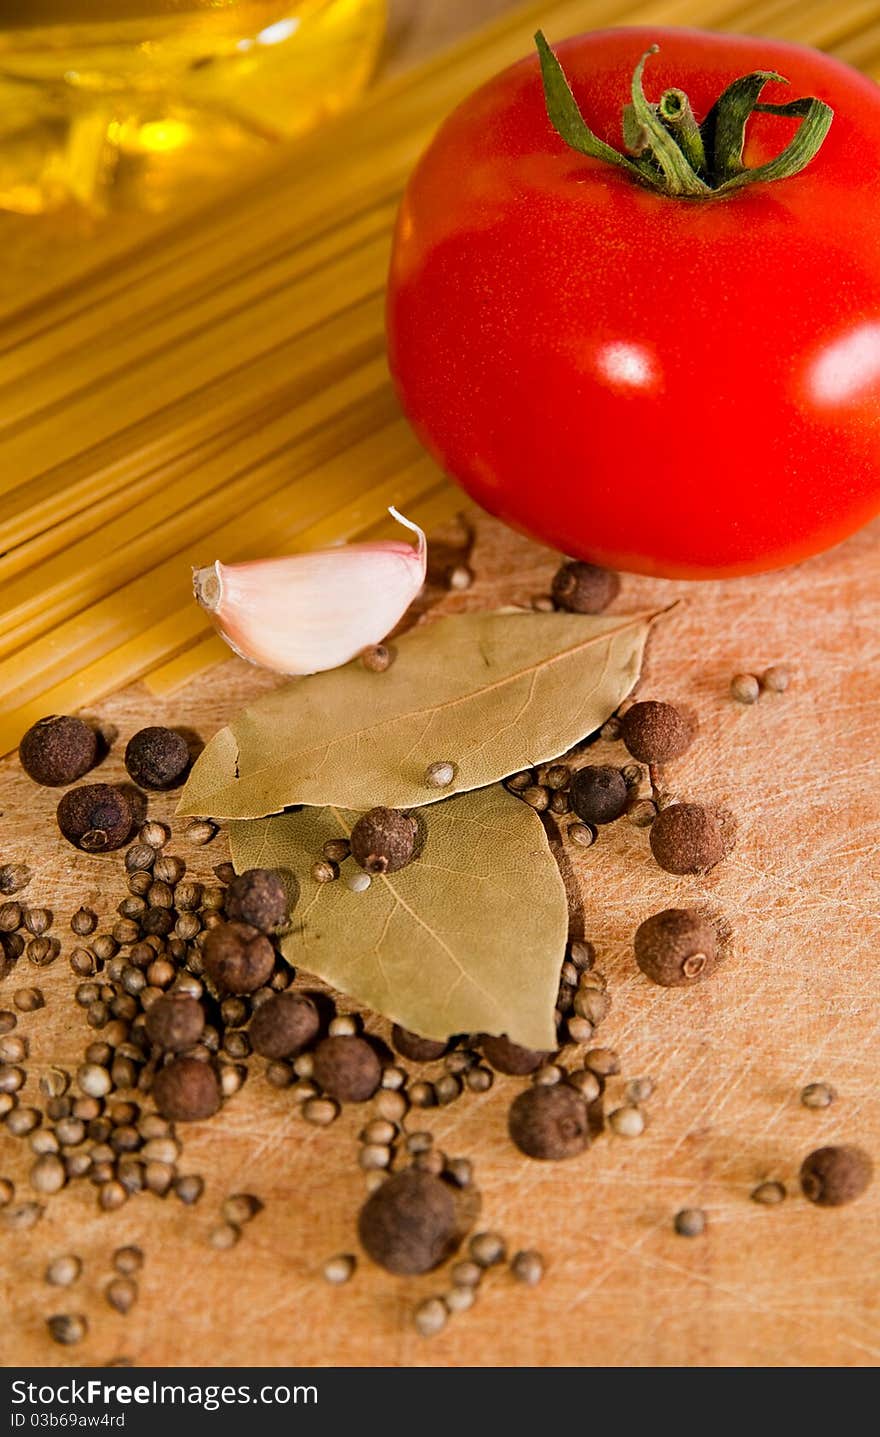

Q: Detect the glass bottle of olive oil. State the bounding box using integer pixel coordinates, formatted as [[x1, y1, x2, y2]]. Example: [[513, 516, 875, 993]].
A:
[[0, 0, 386, 213]]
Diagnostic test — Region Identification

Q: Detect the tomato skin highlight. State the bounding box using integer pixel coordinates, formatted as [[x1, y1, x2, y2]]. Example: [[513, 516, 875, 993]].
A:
[[386, 27, 880, 579]]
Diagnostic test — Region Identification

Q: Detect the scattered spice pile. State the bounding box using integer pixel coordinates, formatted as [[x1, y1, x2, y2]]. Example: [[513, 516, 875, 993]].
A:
[[0, 558, 872, 1355]]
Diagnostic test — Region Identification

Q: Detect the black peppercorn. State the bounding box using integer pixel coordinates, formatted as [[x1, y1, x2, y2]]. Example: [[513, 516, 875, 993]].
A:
[[145, 994, 205, 1051], [350, 808, 417, 875], [391, 1026, 449, 1063], [620, 701, 694, 764], [551, 561, 620, 614], [481, 1034, 551, 1076], [508, 1084, 590, 1160], [313, 1035, 381, 1102], [152, 1056, 221, 1122], [225, 868, 288, 932], [800, 1145, 873, 1206], [249, 992, 319, 1059], [124, 727, 190, 791], [19, 716, 98, 787], [203, 922, 275, 994], [649, 803, 726, 875], [634, 909, 719, 987], [358, 1170, 459, 1274], [56, 785, 133, 853], [570, 765, 628, 825]]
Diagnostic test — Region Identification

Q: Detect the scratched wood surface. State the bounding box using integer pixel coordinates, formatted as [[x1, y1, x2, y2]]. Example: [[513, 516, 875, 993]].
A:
[[2, 0, 880, 1371]]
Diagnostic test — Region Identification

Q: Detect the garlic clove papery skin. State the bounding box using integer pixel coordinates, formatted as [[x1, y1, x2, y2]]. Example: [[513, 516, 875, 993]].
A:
[[192, 508, 426, 675]]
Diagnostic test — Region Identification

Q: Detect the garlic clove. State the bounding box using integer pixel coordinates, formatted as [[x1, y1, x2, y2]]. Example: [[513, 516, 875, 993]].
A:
[[192, 508, 426, 675]]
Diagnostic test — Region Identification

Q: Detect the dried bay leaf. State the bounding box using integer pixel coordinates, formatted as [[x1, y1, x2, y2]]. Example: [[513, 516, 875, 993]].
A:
[[229, 785, 566, 1049], [180, 609, 660, 819]]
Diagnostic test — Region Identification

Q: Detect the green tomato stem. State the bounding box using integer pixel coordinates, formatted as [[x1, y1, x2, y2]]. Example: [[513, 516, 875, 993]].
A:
[[534, 30, 833, 199]]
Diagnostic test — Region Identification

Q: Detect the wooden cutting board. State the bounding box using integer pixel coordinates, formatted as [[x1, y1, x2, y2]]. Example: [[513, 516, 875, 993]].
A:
[[2, 0, 879, 1370]]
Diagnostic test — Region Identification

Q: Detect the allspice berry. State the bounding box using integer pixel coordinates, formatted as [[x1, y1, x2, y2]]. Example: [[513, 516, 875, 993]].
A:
[[508, 1085, 590, 1160], [56, 785, 133, 853], [358, 1170, 459, 1274], [481, 1034, 550, 1076], [649, 803, 726, 875], [203, 922, 275, 994], [19, 716, 98, 787], [551, 561, 620, 614], [145, 994, 205, 1051], [152, 1056, 221, 1122], [249, 992, 319, 1059], [570, 765, 628, 825], [225, 868, 288, 932], [124, 726, 190, 790], [634, 909, 718, 987], [313, 1036, 381, 1103], [392, 1026, 449, 1063], [620, 701, 694, 764], [350, 808, 417, 875], [800, 1146, 873, 1207]]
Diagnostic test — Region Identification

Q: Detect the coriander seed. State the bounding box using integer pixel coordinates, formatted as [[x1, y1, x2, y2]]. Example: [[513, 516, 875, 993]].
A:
[[424, 761, 456, 789], [567, 1069, 601, 1102], [209, 1223, 240, 1250], [505, 771, 534, 793], [0, 1178, 14, 1205], [609, 1105, 645, 1137], [445, 1286, 475, 1315], [323, 1254, 356, 1284], [0, 902, 22, 932], [302, 1097, 339, 1126], [751, 1180, 786, 1205], [674, 1208, 706, 1237], [311, 860, 338, 884], [323, 838, 351, 864], [0, 865, 31, 895], [174, 1175, 204, 1204], [451, 1260, 482, 1288], [414, 1297, 447, 1338], [30, 1155, 67, 1194], [376, 1089, 408, 1122], [730, 672, 760, 704], [800, 1145, 873, 1206], [46, 1255, 82, 1287], [185, 820, 217, 846], [47, 1313, 87, 1346], [568, 822, 596, 848], [511, 1250, 545, 1285], [521, 785, 549, 811], [761, 665, 790, 693], [14, 986, 43, 1012], [106, 1277, 138, 1314], [465, 1065, 493, 1093], [470, 1232, 506, 1267], [71, 906, 98, 936], [361, 644, 393, 672], [801, 1082, 835, 1109], [19, 716, 97, 787]]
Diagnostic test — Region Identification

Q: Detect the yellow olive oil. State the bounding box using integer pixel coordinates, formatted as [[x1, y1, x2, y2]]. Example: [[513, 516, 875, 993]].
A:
[[0, 0, 386, 213]]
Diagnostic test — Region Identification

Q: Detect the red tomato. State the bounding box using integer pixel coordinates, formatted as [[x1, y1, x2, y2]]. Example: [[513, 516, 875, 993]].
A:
[[386, 27, 880, 578]]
